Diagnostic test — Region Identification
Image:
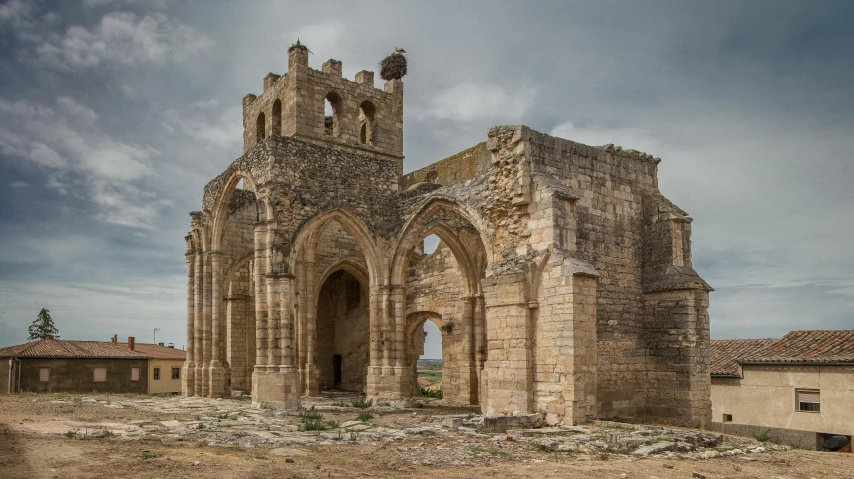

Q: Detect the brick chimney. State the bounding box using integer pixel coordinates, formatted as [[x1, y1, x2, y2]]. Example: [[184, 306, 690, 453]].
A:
[[111, 334, 117, 345], [127, 336, 135, 351], [45, 335, 54, 340]]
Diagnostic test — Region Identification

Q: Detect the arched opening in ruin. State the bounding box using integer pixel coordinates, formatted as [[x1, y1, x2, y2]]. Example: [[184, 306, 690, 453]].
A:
[[393, 200, 490, 405], [224, 252, 256, 391], [359, 100, 376, 145], [407, 312, 444, 397], [256, 112, 266, 141], [203, 170, 269, 396], [271, 99, 282, 137], [325, 92, 341, 137], [292, 209, 382, 397], [316, 268, 369, 391]]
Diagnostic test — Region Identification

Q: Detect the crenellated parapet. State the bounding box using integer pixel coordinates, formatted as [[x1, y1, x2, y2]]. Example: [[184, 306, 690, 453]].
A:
[[241, 41, 404, 166]]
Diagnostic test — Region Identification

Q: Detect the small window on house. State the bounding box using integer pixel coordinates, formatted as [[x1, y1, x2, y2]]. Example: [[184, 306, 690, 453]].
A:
[[93, 367, 107, 382], [796, 389, 820, 412], [256, 112, 266, 141], [39, 367, 49, 382], [722, 414, 732, 423], [153, 367, 160, 380], [131, 367, 140, 381], [172, 368, 180, 380]]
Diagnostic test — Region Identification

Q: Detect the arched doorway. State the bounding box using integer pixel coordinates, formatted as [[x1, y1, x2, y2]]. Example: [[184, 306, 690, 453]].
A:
[[316, 269, 369, 391]]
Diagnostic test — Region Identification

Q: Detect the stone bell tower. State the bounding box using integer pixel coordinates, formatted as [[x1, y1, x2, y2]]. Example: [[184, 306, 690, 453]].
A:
[[241, 40, 404, 171]]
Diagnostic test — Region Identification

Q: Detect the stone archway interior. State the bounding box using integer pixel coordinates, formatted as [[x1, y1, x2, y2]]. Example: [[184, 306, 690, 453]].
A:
[[316, 269, 369, 391]]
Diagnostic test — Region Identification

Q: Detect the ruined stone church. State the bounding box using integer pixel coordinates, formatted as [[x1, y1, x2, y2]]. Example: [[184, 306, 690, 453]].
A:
[[182, 43, 713, 428]]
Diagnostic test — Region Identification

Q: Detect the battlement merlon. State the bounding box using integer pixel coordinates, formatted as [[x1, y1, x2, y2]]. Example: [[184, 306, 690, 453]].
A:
[[241, 43, 404, 160]]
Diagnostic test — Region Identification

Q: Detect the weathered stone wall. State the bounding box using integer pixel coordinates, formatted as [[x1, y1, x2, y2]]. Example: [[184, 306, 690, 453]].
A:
[[400, 142, 489, 189], [314, 221, 368, 279], [523, 130, 654, 420]]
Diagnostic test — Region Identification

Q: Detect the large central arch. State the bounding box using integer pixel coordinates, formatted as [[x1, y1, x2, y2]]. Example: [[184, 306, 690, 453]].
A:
[[291, 208, 384, 396], [390, 196, 490, 404]]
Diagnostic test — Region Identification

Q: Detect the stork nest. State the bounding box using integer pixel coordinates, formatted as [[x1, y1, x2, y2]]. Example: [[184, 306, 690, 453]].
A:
[[288, 43, 309, 53], [379, 53, 407, 81]]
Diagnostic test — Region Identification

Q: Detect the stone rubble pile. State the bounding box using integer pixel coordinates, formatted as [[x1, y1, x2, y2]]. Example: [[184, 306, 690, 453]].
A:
[[48, 396, 788, 467]]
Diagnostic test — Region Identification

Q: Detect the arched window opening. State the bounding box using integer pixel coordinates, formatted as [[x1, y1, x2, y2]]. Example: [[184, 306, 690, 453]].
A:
[[325, 92, 341, 137], [256, 112, 266, 141], [422, 234, 439, 255], [359, 100, 376, 145], [271, 99, 282, 137], [415, 319, 442, 397]]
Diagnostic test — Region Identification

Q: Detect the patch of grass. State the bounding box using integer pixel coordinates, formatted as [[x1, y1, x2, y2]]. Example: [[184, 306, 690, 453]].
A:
[[196, 423, 206, 430], [64, 429, 76, 439], [240, 389, 251, 396], [358, 411, 374, 422], [139, 450, 163, 460], [297, 407, 337, 431]]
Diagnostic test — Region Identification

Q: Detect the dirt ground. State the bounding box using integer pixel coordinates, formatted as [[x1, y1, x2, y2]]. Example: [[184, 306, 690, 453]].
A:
[[1, 393, 852, 479]]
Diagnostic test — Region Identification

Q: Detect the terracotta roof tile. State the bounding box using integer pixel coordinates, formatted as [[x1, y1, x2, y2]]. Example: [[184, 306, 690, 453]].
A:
[[742, 330, 854, 364], [710, 338, 775, 377], [0, 338, 150, 359], [711, 330, 854, 376], [116, 343, 186, 360]]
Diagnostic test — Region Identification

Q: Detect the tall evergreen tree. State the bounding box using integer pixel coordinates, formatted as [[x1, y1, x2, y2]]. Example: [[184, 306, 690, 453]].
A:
[[28, 308, 59, 340]]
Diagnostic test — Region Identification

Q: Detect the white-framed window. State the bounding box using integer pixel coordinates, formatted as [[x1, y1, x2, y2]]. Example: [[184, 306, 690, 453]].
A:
[[796, 389, 820, 412], [131, 367, 140, 381], [93, 367, 107, 383], [39, 367, 50, 382]]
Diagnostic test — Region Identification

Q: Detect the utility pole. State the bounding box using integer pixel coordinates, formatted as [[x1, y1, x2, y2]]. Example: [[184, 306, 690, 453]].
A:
[[153, 327, 160, 344]]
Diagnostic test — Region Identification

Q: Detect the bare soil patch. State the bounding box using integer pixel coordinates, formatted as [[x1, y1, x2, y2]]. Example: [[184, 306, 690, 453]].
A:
[[1, 393, 852, 478]]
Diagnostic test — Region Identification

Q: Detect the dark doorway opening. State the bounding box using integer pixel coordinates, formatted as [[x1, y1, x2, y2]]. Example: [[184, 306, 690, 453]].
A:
[[333, 354, 343, 388]]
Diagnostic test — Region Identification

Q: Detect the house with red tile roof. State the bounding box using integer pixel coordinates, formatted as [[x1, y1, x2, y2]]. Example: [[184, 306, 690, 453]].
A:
[[1, 336, 185, 395], [710, 330, 854, 451]]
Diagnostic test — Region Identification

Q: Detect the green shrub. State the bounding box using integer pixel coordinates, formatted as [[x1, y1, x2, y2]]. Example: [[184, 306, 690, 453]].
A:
[[298, 407, 338, 431], [352, 395, 373, 409], [358, 411, 374, 422], [420, 387, 443, 399]]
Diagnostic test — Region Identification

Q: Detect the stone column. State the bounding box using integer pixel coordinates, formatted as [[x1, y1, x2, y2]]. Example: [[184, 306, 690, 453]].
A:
[[303, 260, 320, 395], [182, 246, 196, 396], [200, 251, 212, 395], [208, 250, 228, 397], [193, 251, 204, 395], [367, 284, 409, 399], [459, 294, 478, 404], [473, 293, 486, 399], [253, 222, 269, 372], [265, 274, 280, 369]]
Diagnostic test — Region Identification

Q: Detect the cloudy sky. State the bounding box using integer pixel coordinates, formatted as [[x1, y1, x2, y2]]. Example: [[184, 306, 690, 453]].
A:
[[0, 1, 851, 357]]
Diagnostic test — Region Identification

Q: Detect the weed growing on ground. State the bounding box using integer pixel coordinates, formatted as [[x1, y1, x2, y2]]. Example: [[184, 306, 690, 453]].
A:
[[358, 411, 374, 421], [298, 407, 338, 431], [139, 450, 163, 460]]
